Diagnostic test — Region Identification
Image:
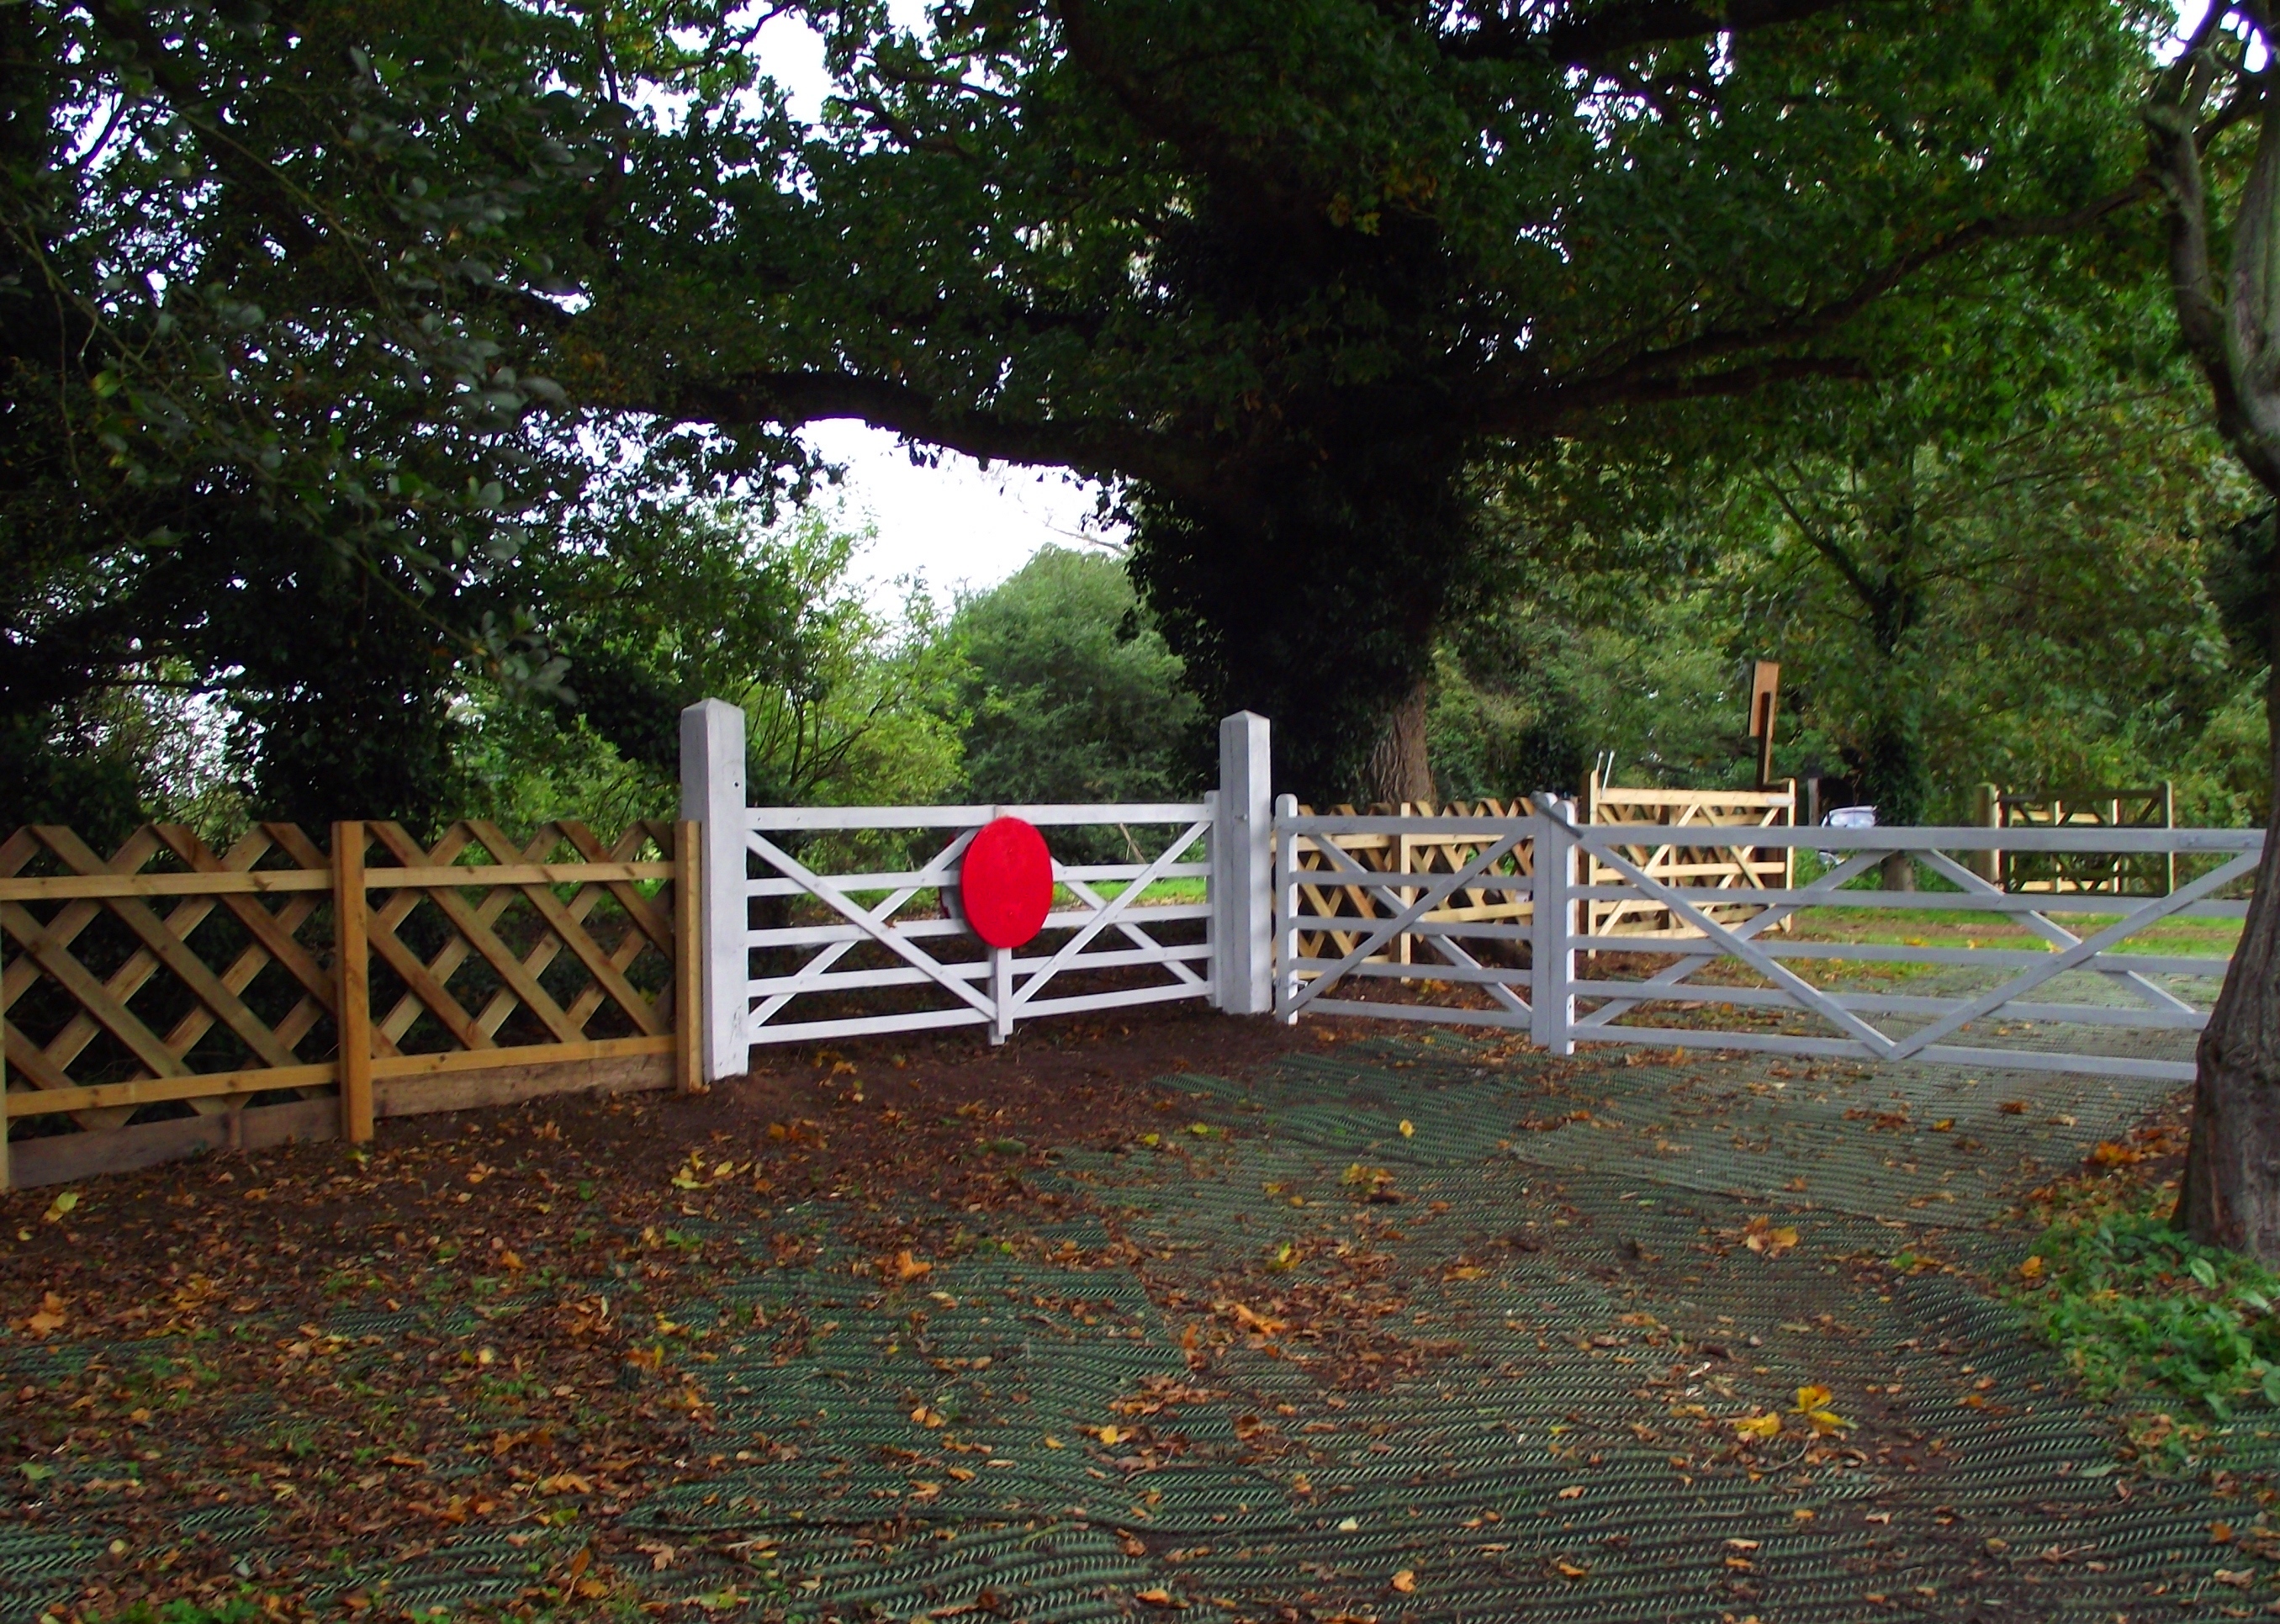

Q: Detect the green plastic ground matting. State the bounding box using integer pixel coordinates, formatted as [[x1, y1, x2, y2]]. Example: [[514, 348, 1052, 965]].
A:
[[3, 1033, 2271, 1622]]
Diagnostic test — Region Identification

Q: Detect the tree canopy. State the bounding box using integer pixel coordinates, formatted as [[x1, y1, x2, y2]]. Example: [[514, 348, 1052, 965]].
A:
[[5, 0, 2173, 796]]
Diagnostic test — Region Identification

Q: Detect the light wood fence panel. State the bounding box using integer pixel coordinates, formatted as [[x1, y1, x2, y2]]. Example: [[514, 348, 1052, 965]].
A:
[[0, 819, 692, 1188], [1579, 775, 1796, 943]]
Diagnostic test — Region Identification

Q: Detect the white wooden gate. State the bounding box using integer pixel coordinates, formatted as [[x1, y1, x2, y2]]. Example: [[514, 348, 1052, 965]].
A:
[[1278, 803, 2259, 1083], [680, 704, 1273, 1080]]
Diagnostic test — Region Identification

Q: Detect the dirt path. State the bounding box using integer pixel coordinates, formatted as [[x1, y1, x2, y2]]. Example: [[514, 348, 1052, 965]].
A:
[[0, 1014, 2261, 1622]]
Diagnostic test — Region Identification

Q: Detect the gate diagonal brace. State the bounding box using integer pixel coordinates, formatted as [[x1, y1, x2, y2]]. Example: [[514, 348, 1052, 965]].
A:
[[1566, 817, 1898, 1055], [1912, 849, 2198, 1018], [1886, 847, 2261, 1061], [746, 827, 983, 1029], [1011, 819, 1211, 1011], [1570, 849, 1887, 1031], [1056, 875, 1206, 989], [746, 831, 998, 1022], [1291, 828, 1531, 1018], [1282, 826, 1528, 1018]]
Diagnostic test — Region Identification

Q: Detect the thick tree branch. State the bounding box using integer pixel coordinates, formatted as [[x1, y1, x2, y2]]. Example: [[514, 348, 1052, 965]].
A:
[[632, 367, 1230, 506]]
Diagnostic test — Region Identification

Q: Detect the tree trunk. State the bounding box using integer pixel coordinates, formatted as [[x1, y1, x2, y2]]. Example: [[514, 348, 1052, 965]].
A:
[[2177, 655, 2280, 1256], [1364, 677, 1434, 806]]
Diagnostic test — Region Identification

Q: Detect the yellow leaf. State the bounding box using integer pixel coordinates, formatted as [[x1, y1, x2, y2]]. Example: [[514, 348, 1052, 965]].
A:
[[1793, 1385, 1833, 1413], [1390, 1568, 1416, 1593], [1399, 1119, 1415, 1138], [911, 1406, 946, 1428], [1553, 1559, 1589, 1579], [500, 1251, 524, 1272], [2018, 1256, 2045, 1281], [946, 1466, 976, 1482], [40, 1192, 79, 1225], [1135, 1588, 1180, 1609], [1557, 1484, 1584, 1500], [1098, 1424, 1124, 1446], [891, 1250, 933, 1282], [1044, 1436, 1064, 1449], [1733, 1412, 1782, 1440]]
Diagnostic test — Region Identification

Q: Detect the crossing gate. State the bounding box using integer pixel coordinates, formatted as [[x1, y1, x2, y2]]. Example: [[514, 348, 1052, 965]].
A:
[[678, 696, 2258, 1087], [1277, 801, 2259, 1083], [680, 705, 1273, 1079]]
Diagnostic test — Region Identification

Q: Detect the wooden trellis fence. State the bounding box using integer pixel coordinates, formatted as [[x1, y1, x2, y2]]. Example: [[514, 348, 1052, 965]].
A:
[[0, 819, 696, 1188], [1979, 783, 2177, 897], [1286, 800, 1538, 966], [1577, 774, 1796, 942]]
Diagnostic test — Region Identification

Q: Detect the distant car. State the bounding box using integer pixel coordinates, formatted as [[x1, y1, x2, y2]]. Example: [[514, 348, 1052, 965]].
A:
[[1820, 804, 1875, 866]]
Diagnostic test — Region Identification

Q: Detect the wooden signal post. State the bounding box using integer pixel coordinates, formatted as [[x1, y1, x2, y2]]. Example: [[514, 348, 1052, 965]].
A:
[[1748, 661, 1780, 790]]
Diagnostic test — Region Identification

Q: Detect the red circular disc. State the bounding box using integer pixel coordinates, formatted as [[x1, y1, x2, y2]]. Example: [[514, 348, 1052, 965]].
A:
[[960, 817, 1055, 949]]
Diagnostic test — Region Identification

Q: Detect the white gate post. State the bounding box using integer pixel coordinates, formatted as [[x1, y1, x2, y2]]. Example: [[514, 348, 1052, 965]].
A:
[[1213, 711, 1273, 1014], [680, 699, 749, 1082], [1531, 798, 1576, 1055]]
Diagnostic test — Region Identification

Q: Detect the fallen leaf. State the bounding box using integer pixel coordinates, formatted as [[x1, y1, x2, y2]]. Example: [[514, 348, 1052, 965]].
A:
[[1557, 1485, 1584, 1500], [1733, 1413, 1782, 1441], [1741, 1216, 1799, 1256], [1135, 1587, 1182, 1609], [1399, 1120, 1415, 1139], [911, 1406, 946, 1429], [40, 1192, 78, 1225], [891, 1250, 934, 1282], [2018, 1256, 2045, 1281], [1390, 1569, 1416, 1594], [24, 1292, 66, 1337], [1553, 1559, 1589, 1579], [1792, 1385, 1851, 1435]]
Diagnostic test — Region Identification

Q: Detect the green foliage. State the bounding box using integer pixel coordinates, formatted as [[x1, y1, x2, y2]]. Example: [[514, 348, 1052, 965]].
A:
[[11, 0, 2171, 799], [951, 548, 1203, 807], [463, 504, 965, 827], [103, 1598, 263, 1624], [1432, 589, 1747, 799], [2023, 1203, 2280, 1423]]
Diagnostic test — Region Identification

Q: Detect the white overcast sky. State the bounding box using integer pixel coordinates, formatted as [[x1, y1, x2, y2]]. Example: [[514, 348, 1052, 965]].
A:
[[750, 9, 1122, 610]]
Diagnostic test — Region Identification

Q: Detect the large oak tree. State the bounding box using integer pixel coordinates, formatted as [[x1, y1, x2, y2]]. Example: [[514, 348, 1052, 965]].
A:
[[9, 0, 2161, 795]]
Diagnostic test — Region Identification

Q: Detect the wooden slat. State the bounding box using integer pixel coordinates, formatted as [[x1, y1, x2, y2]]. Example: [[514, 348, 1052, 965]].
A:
[[0, 870, 333, 901], [8, 1061, 340, 1119], [465, 822, 664, 1038], [0, 903, 193, 1080], [372, 1033, 673, 1081], [360, 862, 671, 890], [153, 826, 337, 1012], [675, 820, 701, 1094]]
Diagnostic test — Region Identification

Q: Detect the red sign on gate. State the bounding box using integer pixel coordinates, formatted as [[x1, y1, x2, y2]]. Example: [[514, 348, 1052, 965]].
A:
[[960, 817, 1054, 948]]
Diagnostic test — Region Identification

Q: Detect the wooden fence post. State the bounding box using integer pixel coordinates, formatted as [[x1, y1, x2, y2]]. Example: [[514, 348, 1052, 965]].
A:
[[674, 820, 702, 1092], [333, 821, 373, 1142], [1974, 782, 2002, 886]]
